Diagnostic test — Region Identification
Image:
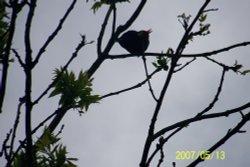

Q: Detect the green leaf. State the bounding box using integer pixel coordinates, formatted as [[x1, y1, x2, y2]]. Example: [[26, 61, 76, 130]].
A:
[[240, 69, 250, 75], [50, 68, 100, 110], [199, 13, 207, 22], [89, 0, 130, 13], [91, 2, 103, 13]]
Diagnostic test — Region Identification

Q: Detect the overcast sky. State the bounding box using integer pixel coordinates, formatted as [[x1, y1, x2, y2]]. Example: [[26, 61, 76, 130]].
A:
[[1, 0, 250, 166]]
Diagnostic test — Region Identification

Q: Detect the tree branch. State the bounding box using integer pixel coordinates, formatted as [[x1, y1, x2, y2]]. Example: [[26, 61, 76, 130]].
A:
[[153, 101, 250, 140], [140, 1, 212, 166], [175, 0, 211, 55], [0, 0, 20, 113], [88, 0, 148, 77], [33, 36, 90, 106], [24, 0, 37, 166], [101, 68, 160, 99], [106, 41, 250, 59], [32, 0, 77, 67], [97, 5, 113, 57], [142, 55, 158, 102], [140, 60, 177, 167], [187, 111, 250, 167], [196, 67, 226, 116]]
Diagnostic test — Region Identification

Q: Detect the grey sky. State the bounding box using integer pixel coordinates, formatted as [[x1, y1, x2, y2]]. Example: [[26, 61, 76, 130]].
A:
[[1, 0, 250, 166]]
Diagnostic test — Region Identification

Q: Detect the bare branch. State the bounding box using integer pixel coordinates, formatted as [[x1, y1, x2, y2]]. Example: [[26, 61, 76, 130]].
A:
[[9, 99, 24, 162], [142, 55, 158, 102], [32, 0, 77, 67], [97, 5, 113, 57], [89, 0, 149, 77], [196, 67, 226, 116], [107, 41, 250, 59], [0, 0, 20, 113], [153, 101, 250, 140], [187, 111, 250, 167], [24, 0, 37, 165], [174, 57, 196, 72], [101, 68, 160, 99], [140, 59, 177, 167], [140, 2, 212, 166], [175, 0, 211, 55], [0, 129, 12, 161], [33, 36, 90, 106], [12, 49, 25, 67]]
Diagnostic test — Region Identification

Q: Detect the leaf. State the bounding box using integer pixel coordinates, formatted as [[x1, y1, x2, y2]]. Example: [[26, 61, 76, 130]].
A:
[[240, 69, 250, 75], [89, 0, 130, 13], [50, 68, 100, 110], [199, 13, 207, 22], [91, 2, 103, 13]]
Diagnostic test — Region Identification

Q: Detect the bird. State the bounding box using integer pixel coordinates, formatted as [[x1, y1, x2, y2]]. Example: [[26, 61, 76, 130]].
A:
[[118, 29, 151, 54]]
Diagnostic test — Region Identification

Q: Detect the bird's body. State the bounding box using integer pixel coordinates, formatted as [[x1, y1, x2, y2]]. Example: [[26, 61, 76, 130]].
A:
[[118, 30, 151, 54]]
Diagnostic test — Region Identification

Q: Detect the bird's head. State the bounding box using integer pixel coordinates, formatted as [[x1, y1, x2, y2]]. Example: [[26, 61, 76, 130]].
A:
[[138, 29, 152, 39]]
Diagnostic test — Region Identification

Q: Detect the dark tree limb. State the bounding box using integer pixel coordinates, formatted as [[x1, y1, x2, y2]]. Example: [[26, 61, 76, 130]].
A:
[[24, 0, 37, 166], [146, 67, 226, 165], [140, 60, 177, 167], [187, 111, 250, 167], [142, 55, 158, 102], [97, 5, 113, 57], [153, 101, 250, 140], [101, 68, 160, 99], [106, 41, 250, 59], [0, 0, 21, 113], [140, 1, 212, 166], [196, 67, 226, 116], [12, 49, 25, 67], [174, 57, 196, 73]]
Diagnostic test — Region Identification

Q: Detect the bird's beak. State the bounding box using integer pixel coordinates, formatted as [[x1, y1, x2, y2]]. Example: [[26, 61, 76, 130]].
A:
[[147, 29, 152, 34]]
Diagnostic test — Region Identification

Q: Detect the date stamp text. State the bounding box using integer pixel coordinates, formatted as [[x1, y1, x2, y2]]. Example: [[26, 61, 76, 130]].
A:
[[175, 150, 225, 160]]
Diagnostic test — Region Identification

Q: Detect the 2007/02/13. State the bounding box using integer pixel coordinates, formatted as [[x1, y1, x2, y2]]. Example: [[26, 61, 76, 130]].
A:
[[176, 150, 225, 160]]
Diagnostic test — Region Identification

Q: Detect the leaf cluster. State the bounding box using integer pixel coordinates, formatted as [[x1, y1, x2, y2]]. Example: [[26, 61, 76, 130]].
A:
[[189, 13, 210, 42], [36, 129, 78, 167], [12, 129, 78, 167], [49, 68, 100, 111], [86, 0, 130, 13], [231, 60, 250, 75], [177, 13, 192, 30], [152, 49, 172, 71]]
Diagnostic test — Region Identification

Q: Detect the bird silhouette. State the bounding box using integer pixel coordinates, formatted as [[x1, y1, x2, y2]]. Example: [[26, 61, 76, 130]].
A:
[[118, 29, 151, 54]]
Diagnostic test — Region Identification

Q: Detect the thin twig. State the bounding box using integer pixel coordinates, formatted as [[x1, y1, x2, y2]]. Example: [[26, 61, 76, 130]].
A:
[[32, 0, 77, 67], [157, 146, 164, 167], [174, 57, 196, 72], [9, 99, 24, 162], [142, 55, 158, 102], [175, 0, 211, 55], [152, 101, 250, 140], [197, 67, 226, 116], [147, 127, 183, 166], [12, 49, 25, 67], [148, 66, 227, 162], [140, 59, 177, 167], [33, 36, 90, 106], [0, 129, 12, 160], [111, 3, 117, 36], [97, 5, 113, 57], [107, 41, 250, 59], [101, 68, 160, 99]]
